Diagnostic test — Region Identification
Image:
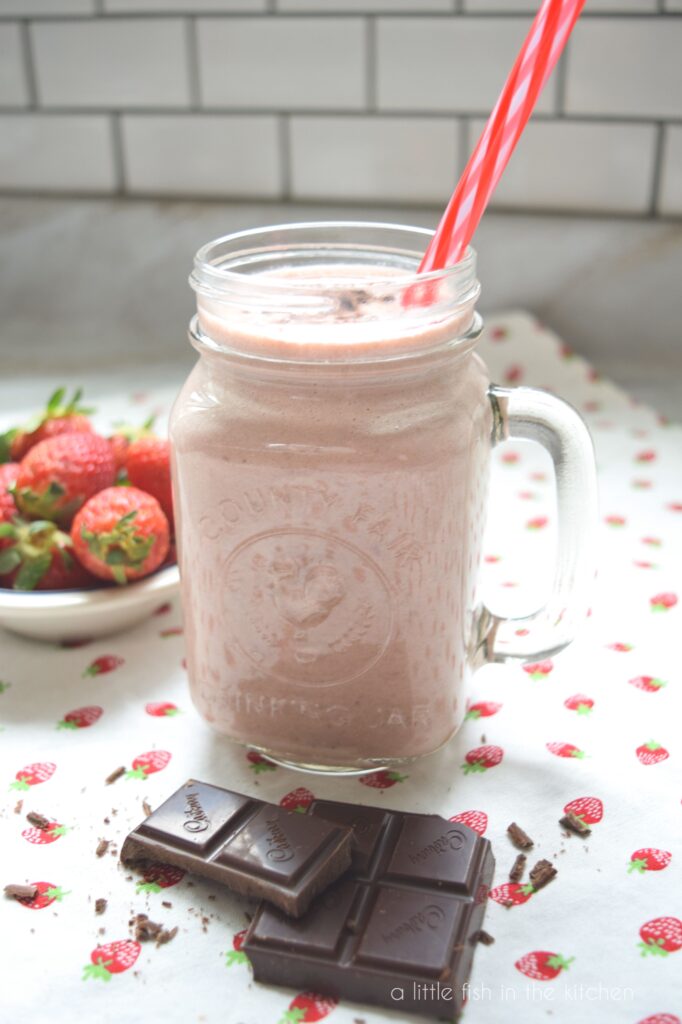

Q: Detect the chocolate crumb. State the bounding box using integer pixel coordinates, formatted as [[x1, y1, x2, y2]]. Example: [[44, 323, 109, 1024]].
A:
[[529, 858, 557, 891], [5, 883, 38, 901], [105, 766, 125, 786], [162, 901, 172, 909], [559, 812, 591, 837], [103, 817, 110, 825], [207, 894, 216, 901], [96, 839, 110, 858], [142, 799, 152, 818], [156, 925, 178, 946], [95, 898, 107, 915], [98, 927, 106, 936], [507, 822, 534, 849], [472, 929, 495, 946], [26, 811, 50, 830], [480, 734, 486, 744], [13, 800, 23, 815], [509, 853, 527, 883], [133, 913, 163, 942]]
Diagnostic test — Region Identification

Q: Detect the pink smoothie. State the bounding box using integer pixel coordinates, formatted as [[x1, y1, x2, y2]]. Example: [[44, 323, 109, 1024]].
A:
[[170, 264, 491, 769]]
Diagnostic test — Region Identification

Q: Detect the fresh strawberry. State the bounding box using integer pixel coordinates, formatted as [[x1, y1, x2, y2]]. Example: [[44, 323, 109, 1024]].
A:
[[526, 516, 548, 530], [8, 388, 94, 461], [607, 642, 633, 652], [83, 939, 141, 981], [0, 463, 19, 527], [22, 820, 69, 844], [360, 770, 408, 788], [57, 705, 102, 730], [136, 863, 185, 893], [449, 810, 488, 835], [15, 433, 115, 526], [225, 928, 250, 967], [630, 675, 667, 693], [563, 797, 603, 826], [636, 741, 669, 766], [279, 992, 338, 1024], [650, 592, 677, 612], [71, 486, 169, 584], [546, 742, 585, 759], [638, 917, 682, 957], [246, 751, 277, 774], [564, 694, 594, 715], [628, 848, 672, 874], [279, 788, 315, 813], [83, 654, 124, 677], [145, 701, 180, 717], [15, 881, 69, 909], [10, 761, 56, 790], [0, 518, 93, 591], [465, 701, 501, 720], [489, 882, 535, 906], [462, 745, 503, 774], [515, 951, 574, 980], [523, 659, 554, 680], [126, 436, 173, 525], [125, 750, 171, 780], [108, 414, 156, 472]]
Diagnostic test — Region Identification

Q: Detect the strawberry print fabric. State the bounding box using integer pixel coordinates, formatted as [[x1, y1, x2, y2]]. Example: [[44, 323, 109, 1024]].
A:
[[0, 312, 680, 1024]]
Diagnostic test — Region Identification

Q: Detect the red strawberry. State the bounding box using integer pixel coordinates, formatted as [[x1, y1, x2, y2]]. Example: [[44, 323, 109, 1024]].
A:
[[636, 741, 669, 766], [0, 518, 93, 591], [462, 745, 503, 774], [605, 515, 626, 527], [484, 554, 501, 563], [638, 917, 682, 957], [465, 701, 502, 721], [650, 592, 677, 612], [515, 951, 574, 980], [57, 705, 102, 730], [246, 751, 277, 774], [136, 863, 185, 893], [630, 675, 667, 693], [22, 820, 69, 844], [126, 436, 173, 525], [635, 449, 656, 463], [225, 928, 250, 967], [108, 414, 156, 472], [360, 769, 408, 788], [547, 742, 585, 760], [145, 701, 180, 717], [628, 848, 672, 874], [490, 327, 508, 341], [279, 788, 315, 813], [7, 388, 94, 461], [15, 881, 69, 909], [489, 882, 535, 906], [523, 659, 554, 680], [154, 601, 172, 616], [564, 694, 594, 715], [15, 433, 115, 526], [83, 654, 124, 677], [504, 365, 523, 383], [607, 641, 633, 652], [637, 1016, 681, 1024], [83, 939, 141, 981], [71, 486, 169, 584], [449, 810, 488, 835], [11, 761, 56, 791], [125, 750, 171, 780], [0, 462, 19, 528], [526, 516, 548, 530], [501, 450, 520, 464], [279, 992, 338, 1024], [563, 797, 603, 826], [634, 560, 657, 568]]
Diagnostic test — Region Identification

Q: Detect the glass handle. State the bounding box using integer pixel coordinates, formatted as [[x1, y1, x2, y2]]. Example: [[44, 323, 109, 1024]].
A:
[[478, 384, 599, 662]]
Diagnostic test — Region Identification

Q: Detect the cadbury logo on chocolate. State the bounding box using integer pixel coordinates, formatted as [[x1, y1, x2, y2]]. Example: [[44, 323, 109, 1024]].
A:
[[264, 817, 294, 863], [183, 791, 210, 834], [382, 904, 445, 944], [408, 829, 466, 865]]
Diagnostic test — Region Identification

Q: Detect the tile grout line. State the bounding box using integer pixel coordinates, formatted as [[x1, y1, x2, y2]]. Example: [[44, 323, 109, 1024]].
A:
[[110, 112, 126, 195], [457, 117, 469, 179], [279, 114, 292, 202], [185, 17, 201, 111], [20, 20, 38, 109], [554, 41, 569, 117], [366, 16, 377, 112], [648, 122, 665, 216]]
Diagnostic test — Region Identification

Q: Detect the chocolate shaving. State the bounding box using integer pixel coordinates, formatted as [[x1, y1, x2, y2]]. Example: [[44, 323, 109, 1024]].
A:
[[13, 800, 23, 815], [529, 858, 557, 891], [559, 812, 591, 837], [472, 929, 495, 946], [95, 898, 107, 915], [509, 853, 527, 883], [156, 925, 178, 946], [142, 799, 153, 818], [507, 822, 534, 849], [132, 913, 177, 946], [5, 883, 38, 901], [161, 901, 172, 909], [96, 839, 110, 858], [26, 811, 50, 830], [105, 766, 125, 785]]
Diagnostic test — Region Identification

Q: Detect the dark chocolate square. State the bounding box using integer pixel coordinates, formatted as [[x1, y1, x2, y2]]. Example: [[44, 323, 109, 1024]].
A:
[[308, 800, 389, 875], [385, 817, 480, 893], [139, 780, 249, 853], [249, 879, 361, 958]]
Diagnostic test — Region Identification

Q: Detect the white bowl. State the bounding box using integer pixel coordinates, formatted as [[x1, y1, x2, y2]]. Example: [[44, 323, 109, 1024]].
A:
[[0, 564, 180, 643]]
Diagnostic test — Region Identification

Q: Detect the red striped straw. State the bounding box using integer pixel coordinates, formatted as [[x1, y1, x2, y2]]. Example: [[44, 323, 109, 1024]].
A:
[[419, 0, 586, 274]]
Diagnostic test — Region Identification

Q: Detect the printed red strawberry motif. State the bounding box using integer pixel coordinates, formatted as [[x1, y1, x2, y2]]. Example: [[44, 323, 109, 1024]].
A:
[[159, 627, 183, 638], [526, 516, 548, 530], [563, 797, 603, 826], [523, 659, 553, 680], [154, 602, 172, 615], [667, 502, 682, 512], [546, 742, 585, 760], [246, 751, 277, 774], [630, 676, 667, 693], [360, 770, 407, 789], [484, 554, 501, 563], [489, 882, 535, 906], [650, 593, 677, 612], [605, 515, 626, 527], [145, 702, 180, 717], [504, 365, 523, 383], [136, 863, 185, 893], [279, 788, 315, 813], [638, 917, 682, 957], [57, 705, 102, 730], [635, 449, 656, 463], [490, 326, 508, 341], [515, 951, 574, 980], [642, 537, 662, 547], [634, 560, 658, 569], [83, 940, 141, 981], [564, 694, 594, 715], [449, 810, 488, 835], [501, 451, 520, 465], [462, 745, 503, 774], [279, 992, 338, 1024], [530, 471, 547, 482], [125, 750, 171, 780], [465, 701, 501, 721], [83, 655, 124, 677], [628, 849, 672, 875], [636, 741, 669, 766], [637, 1015, 681, 1024], [16, 881, 69, 909], [22, 820, 70, 844], [632, 479, 653, 490], [10, 761, 56, 791], [607, 642, 633, 652], [225, 928, 250, 967]]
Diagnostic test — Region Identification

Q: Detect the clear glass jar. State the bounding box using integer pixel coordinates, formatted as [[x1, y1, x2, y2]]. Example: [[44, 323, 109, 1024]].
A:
[[170, 223, 597, 774]]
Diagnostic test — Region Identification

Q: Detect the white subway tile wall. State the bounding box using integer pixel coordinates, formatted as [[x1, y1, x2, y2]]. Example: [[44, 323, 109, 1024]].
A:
[[0, 2, 678, 216]]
